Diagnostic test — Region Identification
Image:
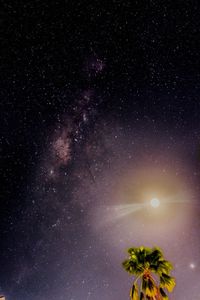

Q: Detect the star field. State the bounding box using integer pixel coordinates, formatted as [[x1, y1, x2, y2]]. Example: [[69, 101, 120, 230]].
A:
[[1, 1, 200, 300]]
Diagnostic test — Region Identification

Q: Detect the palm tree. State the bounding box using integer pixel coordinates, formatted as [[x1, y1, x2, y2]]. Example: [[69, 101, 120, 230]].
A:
[[122, 246, 175, 300]]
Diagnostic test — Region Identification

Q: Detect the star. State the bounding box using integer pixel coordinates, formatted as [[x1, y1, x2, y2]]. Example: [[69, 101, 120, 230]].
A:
[[49, 169, 54, 175], [189, 263, 196, 270]]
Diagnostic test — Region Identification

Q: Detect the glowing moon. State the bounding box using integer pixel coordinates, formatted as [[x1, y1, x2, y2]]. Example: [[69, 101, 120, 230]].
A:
[[150, 198, 160, 208]]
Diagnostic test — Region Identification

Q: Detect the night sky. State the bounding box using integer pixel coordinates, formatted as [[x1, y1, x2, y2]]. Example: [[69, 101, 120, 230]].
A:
[[1, 1, 200, 299]]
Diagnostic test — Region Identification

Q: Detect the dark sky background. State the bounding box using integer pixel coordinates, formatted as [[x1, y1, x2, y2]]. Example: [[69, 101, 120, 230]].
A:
[[1, 1, 200, 299]]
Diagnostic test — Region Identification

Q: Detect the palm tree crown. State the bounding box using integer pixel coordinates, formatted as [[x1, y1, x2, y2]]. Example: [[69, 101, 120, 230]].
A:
[[122, 246, 176, 300]]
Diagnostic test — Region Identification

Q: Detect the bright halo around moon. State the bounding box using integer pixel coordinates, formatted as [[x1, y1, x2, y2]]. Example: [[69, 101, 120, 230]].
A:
[[150, 198, 160, 208]]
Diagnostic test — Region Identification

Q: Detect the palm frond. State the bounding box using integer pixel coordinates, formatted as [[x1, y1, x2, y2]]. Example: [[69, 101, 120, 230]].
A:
[[139, 291, 145, 300], [146, 247, 163, 264], [130, 282, 139, 300], [142, 276, 157, 297], [160, 273, 176, 292], [122, 259, 143, 275], [159, 287, 169, 299], [151, 259, 173, 275]]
